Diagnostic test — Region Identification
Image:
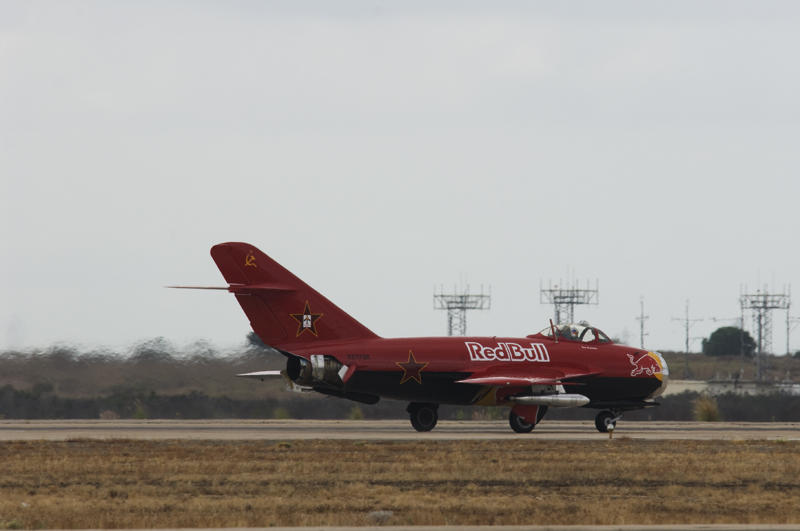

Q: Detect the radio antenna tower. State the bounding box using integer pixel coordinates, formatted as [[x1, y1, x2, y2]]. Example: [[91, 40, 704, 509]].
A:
[[672, 300, 703, 379], [635, 297, 649, 349], [539, 279, 599, 325], [740, 285, 790, 380], [433, 285, 491, 336]]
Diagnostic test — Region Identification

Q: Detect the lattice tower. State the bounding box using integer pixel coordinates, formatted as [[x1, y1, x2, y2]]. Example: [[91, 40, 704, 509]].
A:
[[540, 280, 599, 325], [740, 287, 790, 380], [433, 286, 491, 336]]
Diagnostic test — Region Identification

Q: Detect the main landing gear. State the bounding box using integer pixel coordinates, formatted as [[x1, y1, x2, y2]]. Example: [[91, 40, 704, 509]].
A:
[[508, 405, 548, 433], [509, 411, 535, 433], [595, 410, 621, 433], [407, 402, 438, 432]]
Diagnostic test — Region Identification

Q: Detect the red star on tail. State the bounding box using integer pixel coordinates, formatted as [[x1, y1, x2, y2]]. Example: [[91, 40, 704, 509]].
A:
[[289, 301, 323, 337]]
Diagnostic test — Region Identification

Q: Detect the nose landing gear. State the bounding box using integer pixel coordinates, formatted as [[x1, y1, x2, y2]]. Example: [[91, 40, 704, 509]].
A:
[[595, 410, 622, 433]]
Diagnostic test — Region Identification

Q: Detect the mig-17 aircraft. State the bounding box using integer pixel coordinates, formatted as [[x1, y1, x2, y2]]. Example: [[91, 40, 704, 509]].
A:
[[175, 242, 668, 433]]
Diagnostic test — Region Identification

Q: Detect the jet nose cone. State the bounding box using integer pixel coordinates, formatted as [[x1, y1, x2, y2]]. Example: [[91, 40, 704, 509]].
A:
[[652, 351, 669, 397]]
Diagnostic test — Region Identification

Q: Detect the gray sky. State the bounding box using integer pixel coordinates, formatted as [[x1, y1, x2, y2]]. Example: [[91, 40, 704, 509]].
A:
[[2, 1, 800, 354]]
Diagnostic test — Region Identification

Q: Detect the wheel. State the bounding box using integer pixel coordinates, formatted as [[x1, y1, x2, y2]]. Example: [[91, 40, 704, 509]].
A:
[[408, 403, 438, 432], [509, 411, 535, 433], [595, 410, 617, 433]]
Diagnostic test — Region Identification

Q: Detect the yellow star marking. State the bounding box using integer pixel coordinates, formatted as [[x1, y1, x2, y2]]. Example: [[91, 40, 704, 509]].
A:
[[396, 350, 428, 384]]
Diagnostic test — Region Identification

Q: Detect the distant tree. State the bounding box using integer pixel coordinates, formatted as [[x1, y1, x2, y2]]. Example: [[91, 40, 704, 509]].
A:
[[702, 327, 755, 357], [129, 337, 175, 363], [247, 332, 268, 350]]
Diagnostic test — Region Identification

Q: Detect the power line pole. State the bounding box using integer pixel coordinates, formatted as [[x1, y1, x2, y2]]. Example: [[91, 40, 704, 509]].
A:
[[635, 297, 649, 349], [786, 285, 797, 356], [672, 300, 703, 379], [789, 316, 800, 356]]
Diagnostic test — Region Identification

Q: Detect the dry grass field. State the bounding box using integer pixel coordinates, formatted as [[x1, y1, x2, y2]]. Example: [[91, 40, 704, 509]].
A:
[[661, 351, 800, 381], [0, 439, 798, 528]]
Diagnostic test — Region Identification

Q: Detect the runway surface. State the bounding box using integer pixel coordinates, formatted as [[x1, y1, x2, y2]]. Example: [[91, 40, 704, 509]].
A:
[[47, 527, 800, 531], [0, 419, 799, 440]]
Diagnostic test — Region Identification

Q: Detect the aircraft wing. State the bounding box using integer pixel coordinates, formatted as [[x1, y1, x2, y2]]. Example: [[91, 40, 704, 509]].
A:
[[456, 376, 568, 386], [456, 369, 600, 387], [457, 369, 598, 408]]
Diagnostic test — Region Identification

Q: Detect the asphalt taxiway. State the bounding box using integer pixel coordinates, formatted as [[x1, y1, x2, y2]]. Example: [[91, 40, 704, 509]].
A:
[[0, 419, 798, 440], [47, 527, 800, 531]]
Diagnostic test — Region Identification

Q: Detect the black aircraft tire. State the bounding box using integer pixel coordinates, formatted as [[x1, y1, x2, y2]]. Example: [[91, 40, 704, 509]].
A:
[[595, 410, 616, 433], [409, 404, 438, 432], [509, 411, 535, 433]]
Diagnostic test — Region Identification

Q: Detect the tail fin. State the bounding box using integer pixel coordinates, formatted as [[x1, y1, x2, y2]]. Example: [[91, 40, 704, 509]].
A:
[[211, 242, 378, 349]]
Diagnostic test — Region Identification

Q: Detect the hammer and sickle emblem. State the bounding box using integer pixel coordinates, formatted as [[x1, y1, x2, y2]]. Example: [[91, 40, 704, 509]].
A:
[[244, 251, 257, 267]]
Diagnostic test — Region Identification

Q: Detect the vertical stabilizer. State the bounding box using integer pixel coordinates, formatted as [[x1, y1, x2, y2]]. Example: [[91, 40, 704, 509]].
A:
[[210, 242, 378, 349]]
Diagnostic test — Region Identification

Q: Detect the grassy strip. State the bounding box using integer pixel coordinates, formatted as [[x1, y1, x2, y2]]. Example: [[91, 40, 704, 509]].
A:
[[0, 439, 798, 528]]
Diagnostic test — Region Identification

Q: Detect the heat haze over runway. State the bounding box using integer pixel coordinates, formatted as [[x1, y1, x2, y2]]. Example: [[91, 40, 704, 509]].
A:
[[0, 420, 798, 441]]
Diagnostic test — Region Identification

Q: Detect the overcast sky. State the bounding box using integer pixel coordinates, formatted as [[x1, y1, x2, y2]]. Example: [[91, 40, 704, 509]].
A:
[[2, 1, 800, 355]]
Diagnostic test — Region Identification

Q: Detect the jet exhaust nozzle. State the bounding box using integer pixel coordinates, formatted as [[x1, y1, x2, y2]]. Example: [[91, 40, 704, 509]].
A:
[[286, 355, 344, 386]]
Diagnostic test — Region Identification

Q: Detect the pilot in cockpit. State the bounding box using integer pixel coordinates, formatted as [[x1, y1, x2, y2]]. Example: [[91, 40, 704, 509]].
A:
[[541, 322, 612, 344], [557, 324, 580, 341]]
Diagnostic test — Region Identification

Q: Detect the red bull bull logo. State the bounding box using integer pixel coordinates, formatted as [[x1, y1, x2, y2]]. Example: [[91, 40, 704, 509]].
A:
[[627, 351, 667, 381]]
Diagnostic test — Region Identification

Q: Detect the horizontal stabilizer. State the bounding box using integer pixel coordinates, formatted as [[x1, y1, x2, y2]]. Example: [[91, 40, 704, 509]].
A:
[[509, 394, 590, 408], [167, 286, 229, 290], [236, 370, 283, 379], [228, 283, 295, 294], [168, 283, 295, 293], [237, 370, 313, 393]]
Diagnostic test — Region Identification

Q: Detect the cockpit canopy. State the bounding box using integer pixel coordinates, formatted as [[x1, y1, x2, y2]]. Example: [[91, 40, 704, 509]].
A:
[[537, 322, 612, 344]]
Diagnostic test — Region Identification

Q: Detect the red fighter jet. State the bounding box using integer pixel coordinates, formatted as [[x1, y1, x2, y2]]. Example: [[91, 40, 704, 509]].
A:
[[178, 242, 669, 433]]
